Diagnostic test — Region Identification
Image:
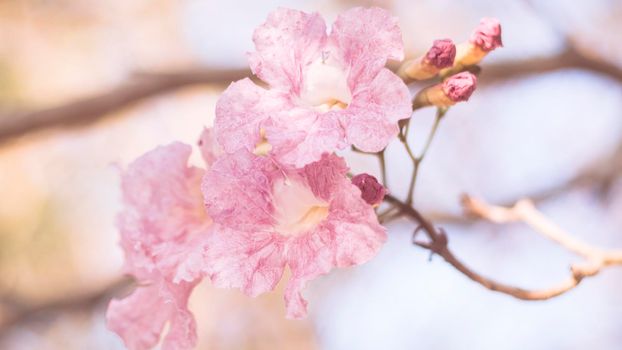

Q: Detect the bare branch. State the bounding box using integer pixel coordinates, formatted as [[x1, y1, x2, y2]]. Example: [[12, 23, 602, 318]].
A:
[[462, 195, 622, 265], [0, 277, 132, 337], [384, 194, 622, 301], [426, 139, 622, 225], [480, 46, 622, 84], [0, 69, 250, 144], [2, 44, 622, 145]]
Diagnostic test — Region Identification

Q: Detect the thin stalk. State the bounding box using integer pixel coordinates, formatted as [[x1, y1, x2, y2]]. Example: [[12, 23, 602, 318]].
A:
[[404, 108, 447, 205], [378, 149, 387, 187]]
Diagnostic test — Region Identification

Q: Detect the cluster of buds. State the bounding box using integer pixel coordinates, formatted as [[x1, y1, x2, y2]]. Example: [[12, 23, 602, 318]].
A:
[[399, 17, 501, 109]]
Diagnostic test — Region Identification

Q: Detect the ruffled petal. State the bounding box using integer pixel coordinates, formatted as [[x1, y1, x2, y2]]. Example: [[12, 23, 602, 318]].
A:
[[265, 108, 346, 168], [283, 229, 335, 319], [202, 150, 276, 231], [327, 184, 387, 267], [205, 225, 286, 297], [214, 78, 269, 154], [249, 7, 327, 92], [107, 281, 198, 350], [166, 233, 211, 284], [330, 7, 404, 86], [117, 143, 209, 278], [344, 68, 412, 152]]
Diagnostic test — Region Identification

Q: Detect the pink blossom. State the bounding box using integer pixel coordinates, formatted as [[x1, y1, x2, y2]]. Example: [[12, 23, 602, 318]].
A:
[[202, 151, 386, 318], [470, 17, 503, 52], [442, 72, 477, 102], [107, 143, 211, 350], [214, 7, 412, 167], [351, 173, 387, 206]]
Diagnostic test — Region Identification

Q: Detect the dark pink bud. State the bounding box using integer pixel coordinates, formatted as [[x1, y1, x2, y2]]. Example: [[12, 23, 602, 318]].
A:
[[470, 17, 503, 52], [442, 72, 477, 102], [351, 174, 386, 206], [425, 39, 456, 69]]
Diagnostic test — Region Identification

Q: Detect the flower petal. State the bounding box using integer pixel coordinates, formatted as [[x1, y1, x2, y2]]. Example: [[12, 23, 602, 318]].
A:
[[328, 184, 387, 267], [265, 108, 346, 168], [249, 8, 327, 92], [206, 225, 286, 297], [202, 150, 276, 231], [345, 68, 412, 152], [117, 143, 208, 278], [107, 281, 198, 350], [330, 7, 404, 85], [214, 78, 269, 154]]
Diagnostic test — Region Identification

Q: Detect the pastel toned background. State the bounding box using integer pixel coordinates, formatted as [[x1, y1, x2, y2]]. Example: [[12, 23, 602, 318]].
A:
[[1, 0, 621, 349]]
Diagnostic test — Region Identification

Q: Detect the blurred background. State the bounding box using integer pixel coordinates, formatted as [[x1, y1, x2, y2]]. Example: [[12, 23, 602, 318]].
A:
[[1, 0, 621, 349]]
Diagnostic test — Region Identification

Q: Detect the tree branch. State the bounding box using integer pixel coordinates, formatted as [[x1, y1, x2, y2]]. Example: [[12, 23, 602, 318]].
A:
[[2, 44, 622, 145], [384, 193, 622, 301], [0, 277, 132, 337], [479, 46, 622, 84], [462, 195, 622, 265], [0, 69, 250, 144], [426, 137, 622, 224]]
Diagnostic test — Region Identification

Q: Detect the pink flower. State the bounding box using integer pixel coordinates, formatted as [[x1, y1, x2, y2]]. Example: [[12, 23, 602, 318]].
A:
[[107, 143, 212, 350], [214, 7, 412, 167], [202, 151, 386, 318], [470, 17, 503, 52], [351, 173, 387, 206]]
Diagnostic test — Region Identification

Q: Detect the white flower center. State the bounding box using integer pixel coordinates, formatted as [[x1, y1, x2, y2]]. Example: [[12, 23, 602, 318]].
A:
[[272, 178, 329, 236], [299, 53, 352, 112]]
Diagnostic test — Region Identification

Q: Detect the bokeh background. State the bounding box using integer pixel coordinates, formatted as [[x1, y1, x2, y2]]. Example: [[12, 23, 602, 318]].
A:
[[1, 0, 622, 349]]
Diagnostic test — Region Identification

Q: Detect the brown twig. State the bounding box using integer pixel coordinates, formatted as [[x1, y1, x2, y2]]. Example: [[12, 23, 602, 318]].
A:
[[0, 69, 250, 144], [462, 195, 622, 265], [480, 46, 622, 84], [0, 277, 132, 337], [384, 193, 622, 301], [425, 138, 622, 224], [2, 44, 622, 145]]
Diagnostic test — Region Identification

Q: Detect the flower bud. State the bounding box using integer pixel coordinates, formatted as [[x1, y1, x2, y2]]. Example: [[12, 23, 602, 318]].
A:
[[412, 72, 477, 109], [452, 18, 502, 68], [398, 39, 456, 81], [470, 17, 503, 52], [351, 173, 386, 207]]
